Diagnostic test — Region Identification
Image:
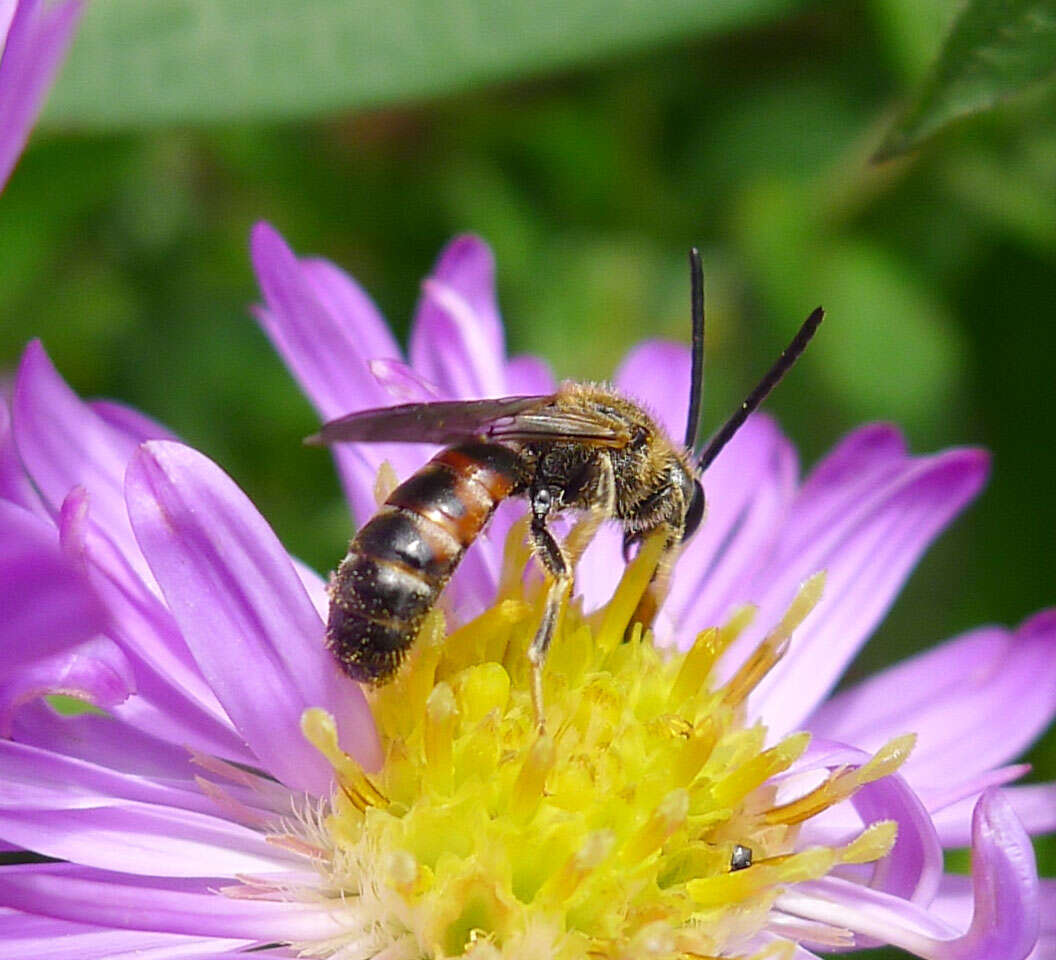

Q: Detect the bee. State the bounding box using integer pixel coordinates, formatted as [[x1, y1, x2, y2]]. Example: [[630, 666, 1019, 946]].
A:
[[308, 250, 822, 719]]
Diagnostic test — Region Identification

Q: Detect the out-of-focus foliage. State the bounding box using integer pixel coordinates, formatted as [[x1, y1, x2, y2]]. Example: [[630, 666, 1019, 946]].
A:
[[2, 2, 1054, 940], [877, 0, 1056, 159], [42, 0, 804, 127]]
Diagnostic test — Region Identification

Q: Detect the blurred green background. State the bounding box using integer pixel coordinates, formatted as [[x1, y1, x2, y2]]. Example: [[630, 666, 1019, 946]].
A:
[[2, 0, 1053, 947]]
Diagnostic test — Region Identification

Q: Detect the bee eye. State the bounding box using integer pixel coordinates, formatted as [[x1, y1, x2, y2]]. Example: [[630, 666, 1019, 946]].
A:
[[730, 844, 752, 871], [681, 480, 705, 540]]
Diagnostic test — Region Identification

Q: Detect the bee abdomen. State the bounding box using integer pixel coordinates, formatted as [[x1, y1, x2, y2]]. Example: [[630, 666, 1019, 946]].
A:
[[327, 442, 522, 684]]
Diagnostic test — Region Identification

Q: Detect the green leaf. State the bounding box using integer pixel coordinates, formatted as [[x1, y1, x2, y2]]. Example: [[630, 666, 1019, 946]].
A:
[[43, 0, 800, 130], [876, 0, 1056, 161]]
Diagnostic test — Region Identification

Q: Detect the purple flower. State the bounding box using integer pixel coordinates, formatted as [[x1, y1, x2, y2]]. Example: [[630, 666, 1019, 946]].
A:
[[0, 0, 84, 193], [0, 226, 1052, 958]]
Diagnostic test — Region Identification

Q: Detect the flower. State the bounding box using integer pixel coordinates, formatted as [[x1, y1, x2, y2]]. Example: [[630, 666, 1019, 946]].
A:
[[0, 0, 84, 194], [0, 226, 1052, 958]]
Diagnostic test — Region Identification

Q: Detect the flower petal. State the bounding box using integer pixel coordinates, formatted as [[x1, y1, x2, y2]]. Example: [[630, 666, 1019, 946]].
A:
[[126, 440, 382, 789], [931, 782, 1056, 850], [949, 789, 1040, 959], [614, 340, 691, 442], [504, 354, 557, 395], [808, 611, 1056, 793], [774, 423, 909, 560], [90, 400, 179, 444], [0, 738, 215, 814], [0, 634, 133, 737], [777, 789, 1040, 959], [0, 0, 83, 191], [11, 341, 158, 587], [0, 863, 354, 941], [0, 498, 106, 668], [8, 701, 200, 780], [930, 878, 1056, 960], [300, 256, 401, 360], [667, 413, 797, 642], [734, 446, 989, 734], [57, 485, 251, 763], [249, 221, 427, 523], [0, 499, 126, 733], [0, 401, 43, 515], [780, 739, 943, 906], [0, 802, 296, 878], [409, 234, 507, 398], [0, 909, 251, 960]]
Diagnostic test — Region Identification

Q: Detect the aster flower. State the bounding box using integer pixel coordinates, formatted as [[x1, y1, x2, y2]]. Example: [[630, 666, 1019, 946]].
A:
[[0, 227, 1052, 959], [0, 0, 84, 193]]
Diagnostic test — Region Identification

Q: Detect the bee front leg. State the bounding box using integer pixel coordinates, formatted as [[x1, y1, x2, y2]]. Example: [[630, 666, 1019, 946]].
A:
[[527, 485, 571, 729]]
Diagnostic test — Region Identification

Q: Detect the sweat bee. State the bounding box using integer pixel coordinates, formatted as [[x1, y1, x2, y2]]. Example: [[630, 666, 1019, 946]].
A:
[[309, 250, 822, 718]]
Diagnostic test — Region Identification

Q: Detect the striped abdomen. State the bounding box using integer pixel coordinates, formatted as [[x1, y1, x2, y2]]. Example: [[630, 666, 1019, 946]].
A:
[[326, 441, 523, 683]]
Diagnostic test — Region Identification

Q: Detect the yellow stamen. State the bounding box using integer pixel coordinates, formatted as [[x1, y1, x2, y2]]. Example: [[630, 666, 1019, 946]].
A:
[[721, 573, 826, 708], [764, 734, 916, 825], [709, 732, 810, 808], [291, 515, 907, 960], [595, 530, 667, 651]]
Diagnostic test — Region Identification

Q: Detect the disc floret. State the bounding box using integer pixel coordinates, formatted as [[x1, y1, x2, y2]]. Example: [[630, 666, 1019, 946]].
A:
[[299, 529, 907, 959]]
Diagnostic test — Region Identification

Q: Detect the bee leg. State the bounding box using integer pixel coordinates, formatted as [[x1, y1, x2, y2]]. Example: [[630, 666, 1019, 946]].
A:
[[563, 456, 616, 567], [526, 485, 571, 729]]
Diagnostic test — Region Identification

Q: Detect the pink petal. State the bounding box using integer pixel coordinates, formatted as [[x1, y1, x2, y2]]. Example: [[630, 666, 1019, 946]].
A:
[[409, 234, 507, 398], [808, 611, 1056, 793], [9, 701, 200, 780], [775, 423, 909, 560], [0, 498, 106, 668], [735, 446, 989, 734], [504, 354, 557, 395], [57, 486, 251, 764], [948, 789, 1040, 959], [932, 782, 1056, 850], [249, 222, 427, 524], [613, 340, 691, 442], [0, 634, 133, 737], [779, 739, 943, 906], [368, 358, 439, 402], [90, 400, 179, 444], [0, 738, 216, 815], [0, 863, 352, 941], [0, 498, 126, 733], [0, 0, 83, 192], [0, 802, 295, 878], [300, 256, 401, 360], [783, 789, 1039, 958], [930, 878, 1056, 960], [11, 342, 157, 588], [667, 413, 798, 643], [0, 909, 251, 960], [0, 400, 43, 515], [126, 441, 382, 790]]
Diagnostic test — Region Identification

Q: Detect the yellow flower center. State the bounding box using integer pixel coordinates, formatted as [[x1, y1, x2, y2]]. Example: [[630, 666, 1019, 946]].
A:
[[299, 519, 911, 960]]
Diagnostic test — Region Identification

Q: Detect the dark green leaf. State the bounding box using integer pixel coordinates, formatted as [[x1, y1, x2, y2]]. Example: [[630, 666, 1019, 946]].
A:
[[43, 0, 800, 130], [876, 0, 1056, 161]]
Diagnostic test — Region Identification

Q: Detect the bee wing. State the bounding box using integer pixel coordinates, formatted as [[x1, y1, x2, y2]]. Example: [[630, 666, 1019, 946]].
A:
[[307, 395, 631, 447]]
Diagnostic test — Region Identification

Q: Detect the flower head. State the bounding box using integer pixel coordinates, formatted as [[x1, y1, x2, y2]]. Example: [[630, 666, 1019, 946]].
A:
[[0, 230, 1052, 959], [0, 0, 83, 193]]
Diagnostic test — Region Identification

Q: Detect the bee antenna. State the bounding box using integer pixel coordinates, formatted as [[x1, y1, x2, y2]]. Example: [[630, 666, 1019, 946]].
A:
[[684, 247, 705, 451], [697, 306, 824, 471]]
